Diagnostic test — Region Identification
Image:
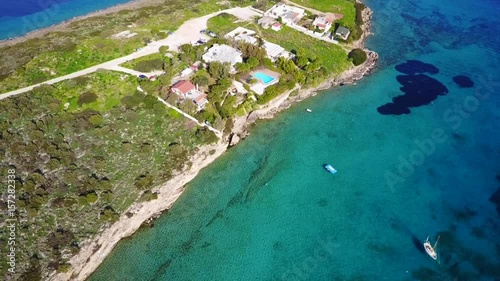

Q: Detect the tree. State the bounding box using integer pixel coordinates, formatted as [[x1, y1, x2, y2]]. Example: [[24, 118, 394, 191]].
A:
[[179, 99, 198, 115], [277, 57, 296, 74], [208, 61, 230, 80], [239, 43, 266, 61], [191, 74, 210, 86], [88, 115, 103, 127], [77, 92, 97, 106], [179, 44, 196, 63], [159, 45, 169, 54], [296, 56, 309, 69], [134, 174, 153, 190], [235, 62, 250, 72], [348, 48, 367, 66], [247, 57, 259, 68]]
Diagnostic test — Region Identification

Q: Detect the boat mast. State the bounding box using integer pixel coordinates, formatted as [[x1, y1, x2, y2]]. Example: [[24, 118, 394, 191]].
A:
[[433, 236, 440, 249]]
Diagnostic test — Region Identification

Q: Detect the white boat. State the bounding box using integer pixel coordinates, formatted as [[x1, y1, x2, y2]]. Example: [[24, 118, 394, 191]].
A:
[[324, 164, 337, 174], [423, 236, 439, 260], [306, 108, 312, 112]]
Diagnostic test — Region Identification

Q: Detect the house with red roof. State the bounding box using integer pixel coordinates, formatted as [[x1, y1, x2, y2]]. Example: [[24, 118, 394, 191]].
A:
[[170, 80, 208, 110], [271, 22, 282, 31], [312, 16, 333, 33]]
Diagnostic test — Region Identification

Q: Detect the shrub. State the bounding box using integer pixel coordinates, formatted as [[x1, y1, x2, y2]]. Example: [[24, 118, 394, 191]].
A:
[[134, 59, 164, 72], [77, 92, 98, 105], [348, 48, 367, 66]]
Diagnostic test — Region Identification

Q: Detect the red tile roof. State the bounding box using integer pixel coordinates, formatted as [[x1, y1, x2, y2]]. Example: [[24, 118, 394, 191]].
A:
[[171, 80, 195, 95], [194, 93, 207, 104]]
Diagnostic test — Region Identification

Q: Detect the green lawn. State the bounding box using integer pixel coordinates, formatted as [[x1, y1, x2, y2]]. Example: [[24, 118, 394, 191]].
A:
[[0, 0, 238, 93], [0, 68, 216, 279], [206, 13, 242, 36], [50, 70, 139, 112], [207, 14, 350, 74], [256, 25, 350, 74], [289, 0, 357, 27]]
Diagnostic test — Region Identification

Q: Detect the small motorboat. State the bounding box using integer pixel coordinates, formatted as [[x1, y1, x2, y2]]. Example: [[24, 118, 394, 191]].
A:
[[324, 164, 337, 174], [423, 236, 440, 260], [306, 108, 312, 113]]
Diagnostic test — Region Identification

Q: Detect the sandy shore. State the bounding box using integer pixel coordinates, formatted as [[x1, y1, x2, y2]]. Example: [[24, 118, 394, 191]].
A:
[[0, 0, 164, 48], [47, 4, 378, 281]]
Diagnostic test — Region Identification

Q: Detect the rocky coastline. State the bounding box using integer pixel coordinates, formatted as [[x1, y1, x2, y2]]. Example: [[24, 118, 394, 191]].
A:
[[49, 4, 378, 281]]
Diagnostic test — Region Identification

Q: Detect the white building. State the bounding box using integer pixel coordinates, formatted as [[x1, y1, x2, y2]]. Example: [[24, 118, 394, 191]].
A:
[[170, 80, 208, 110], [312, 16, 333, 33], [265, 3, 305, 25], [271, 22, 282, 31], [263, 41, 289, 61], [225, 27, 258, 45], [202, 44, 243, 66]]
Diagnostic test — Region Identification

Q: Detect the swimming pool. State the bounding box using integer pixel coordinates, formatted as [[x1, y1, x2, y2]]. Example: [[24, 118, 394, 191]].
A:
[[252, 71, 276, 84]]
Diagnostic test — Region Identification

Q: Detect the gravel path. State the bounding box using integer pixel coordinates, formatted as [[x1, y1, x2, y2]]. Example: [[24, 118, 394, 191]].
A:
[[0, 7, 260, 100]]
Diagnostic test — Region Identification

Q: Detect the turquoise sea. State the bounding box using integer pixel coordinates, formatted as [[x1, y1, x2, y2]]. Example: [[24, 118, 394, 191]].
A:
[[0, 0, 132, 40], [89, 0, 500, 280]]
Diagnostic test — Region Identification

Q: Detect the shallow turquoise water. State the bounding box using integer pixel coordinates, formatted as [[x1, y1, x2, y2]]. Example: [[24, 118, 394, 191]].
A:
[[0, 0, 132, 40], [90, 0, 500, 280]]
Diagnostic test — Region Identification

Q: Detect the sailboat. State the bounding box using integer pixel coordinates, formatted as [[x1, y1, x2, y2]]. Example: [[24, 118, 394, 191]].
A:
[[423, 236, 440, 260]]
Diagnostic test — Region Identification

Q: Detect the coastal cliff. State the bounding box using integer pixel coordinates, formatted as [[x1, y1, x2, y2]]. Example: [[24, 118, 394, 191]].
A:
[[49, 4, 378, 281]]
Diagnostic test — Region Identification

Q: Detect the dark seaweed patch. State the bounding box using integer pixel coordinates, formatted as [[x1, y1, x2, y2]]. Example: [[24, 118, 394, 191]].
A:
[[489, 187, 500, 216], [395, 60, 440, 75], [453, 75, 474, 88], [317, 198, 328, 207], [377, 74, 449, 115]]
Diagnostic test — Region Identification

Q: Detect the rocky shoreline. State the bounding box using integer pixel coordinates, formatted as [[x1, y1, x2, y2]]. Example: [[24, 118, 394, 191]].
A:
[[49, 4, 378, 281], [232, 6, 378, 144]]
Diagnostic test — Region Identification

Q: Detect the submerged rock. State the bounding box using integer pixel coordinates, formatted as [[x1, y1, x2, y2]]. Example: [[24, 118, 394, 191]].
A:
[[453, 75, 474, 88], [489, 187, 500, 216]]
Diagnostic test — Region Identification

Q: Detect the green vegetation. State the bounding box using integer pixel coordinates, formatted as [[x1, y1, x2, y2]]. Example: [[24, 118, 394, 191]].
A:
[[289, 0, 357, 26], [348, 48, 367, 66], [0, 0, 369, 278], [0, 70, 217, 280], [121, 53, 171, 72], [0, 0, 236, 93], [257, 26, 350, 74], [206, 13, 241, 36]]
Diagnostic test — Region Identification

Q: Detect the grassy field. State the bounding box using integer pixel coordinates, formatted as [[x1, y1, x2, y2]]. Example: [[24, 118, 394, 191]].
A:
[[207, 14, 351, 74], [289, 0, 357, 27], [0, 0, 238, 93], [0, 70, 217, 280], [256, 25, 350, 74], [0, 0, 358, 278], [206, 13, 242, 36]]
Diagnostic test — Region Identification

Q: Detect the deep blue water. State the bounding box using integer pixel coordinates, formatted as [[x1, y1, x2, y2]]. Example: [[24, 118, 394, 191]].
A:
[[89, 0, 500, 280], [0, 0, 132, 40]]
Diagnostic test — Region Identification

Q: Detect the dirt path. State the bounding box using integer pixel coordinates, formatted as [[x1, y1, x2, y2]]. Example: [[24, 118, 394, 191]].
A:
[[0, 7, 260, 99]]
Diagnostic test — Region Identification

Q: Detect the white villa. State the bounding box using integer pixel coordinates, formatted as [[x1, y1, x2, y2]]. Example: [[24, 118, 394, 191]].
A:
[[258, 16, 276, 29], [225, 27, 258, 45], [263, 41, 290, 61], [312, 16, 333, 33], [247, 69, 281, 95], [265, 3, 305, 25], [202, 44, 243, 66]]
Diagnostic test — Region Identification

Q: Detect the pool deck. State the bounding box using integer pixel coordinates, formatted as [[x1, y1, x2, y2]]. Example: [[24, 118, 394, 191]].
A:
[[250, 68, 281, 85]]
